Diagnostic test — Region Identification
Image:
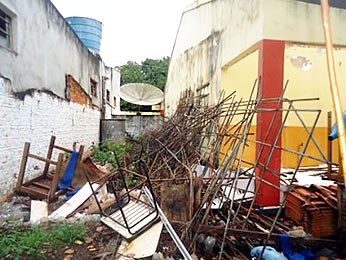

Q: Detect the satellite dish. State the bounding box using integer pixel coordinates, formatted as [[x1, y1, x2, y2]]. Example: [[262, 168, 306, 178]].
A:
[[119, 83, 164, 105]]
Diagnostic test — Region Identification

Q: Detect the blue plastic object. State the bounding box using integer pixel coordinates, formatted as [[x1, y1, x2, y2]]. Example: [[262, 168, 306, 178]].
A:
[[66, 16, 102, 53], [280, 234, 315, 260], [328, 111, 346, 141], [58, 151, 79, 190], [250, 246, 287, 260]]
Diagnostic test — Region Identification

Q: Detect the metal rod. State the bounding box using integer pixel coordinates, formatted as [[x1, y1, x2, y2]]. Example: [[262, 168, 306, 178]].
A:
[[321, 0, 346, 186]]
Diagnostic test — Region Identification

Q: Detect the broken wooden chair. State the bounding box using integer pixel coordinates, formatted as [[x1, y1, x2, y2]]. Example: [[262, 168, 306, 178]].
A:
[[16, 136, 84, 202]]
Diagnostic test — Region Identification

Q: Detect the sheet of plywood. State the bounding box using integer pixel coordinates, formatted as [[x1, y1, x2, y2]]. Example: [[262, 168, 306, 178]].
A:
[[49, 183, 99, 220], [160, 183, 189, 222], [30, 200, 48, 223], [117, 221, 163, 259]]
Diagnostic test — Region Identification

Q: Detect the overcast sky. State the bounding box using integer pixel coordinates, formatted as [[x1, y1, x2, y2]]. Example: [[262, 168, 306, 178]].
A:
[[51, 0, 194, 67]]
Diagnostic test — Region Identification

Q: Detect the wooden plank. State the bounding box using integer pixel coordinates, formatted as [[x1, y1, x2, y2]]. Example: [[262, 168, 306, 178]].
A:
[[31, 181, 50, 190], [53, 144, 73, 153], [19, 186, 48, 199], [16, 142, 30, 190], [117, 222, 163, 258], [160, 183, 189, 222], [28, 153, 58, 165], [49, 183, 99, 220], [30, 200, 48, 223], [43, 135, 56, 175], [49, 153, 64, 202]]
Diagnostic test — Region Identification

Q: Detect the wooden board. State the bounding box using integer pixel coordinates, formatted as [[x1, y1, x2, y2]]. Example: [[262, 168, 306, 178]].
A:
[[49, 183, 99, 220], [117, 221, 163, 258], [160, 183, 189, 222]]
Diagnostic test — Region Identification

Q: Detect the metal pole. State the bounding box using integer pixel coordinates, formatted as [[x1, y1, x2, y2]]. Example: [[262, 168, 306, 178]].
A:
[[321, 0, 346, 186]]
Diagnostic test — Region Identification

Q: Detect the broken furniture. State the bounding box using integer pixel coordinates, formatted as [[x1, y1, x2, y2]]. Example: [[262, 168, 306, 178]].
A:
[[16, 136, 84, 202], [93, 159, 159, 240]]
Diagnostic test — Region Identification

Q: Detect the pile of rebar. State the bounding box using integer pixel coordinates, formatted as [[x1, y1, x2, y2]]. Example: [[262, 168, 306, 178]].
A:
[[118, 81, 342, 259]]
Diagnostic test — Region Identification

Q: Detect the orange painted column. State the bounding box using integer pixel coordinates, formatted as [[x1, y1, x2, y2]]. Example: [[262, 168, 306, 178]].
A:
[[255, 39, 285, 207]]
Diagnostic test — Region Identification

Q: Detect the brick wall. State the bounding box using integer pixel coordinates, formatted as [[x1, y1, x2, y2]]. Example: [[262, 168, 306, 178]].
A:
[[66, 74, 93, 107], [0, 79, 100, 196]]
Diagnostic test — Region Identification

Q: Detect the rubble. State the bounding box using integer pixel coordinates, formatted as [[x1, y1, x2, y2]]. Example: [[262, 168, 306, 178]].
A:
[[1, 86, 346, 259], [285, 185, 337, 238]]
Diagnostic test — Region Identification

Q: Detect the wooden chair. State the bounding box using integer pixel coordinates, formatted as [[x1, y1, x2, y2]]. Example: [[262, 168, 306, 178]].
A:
[[16, 136, 84, 202]]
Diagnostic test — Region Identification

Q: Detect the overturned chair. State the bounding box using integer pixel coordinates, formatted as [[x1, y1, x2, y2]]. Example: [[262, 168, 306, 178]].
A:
[[16, 136, 84, 202], [88, 144, 159, 240]]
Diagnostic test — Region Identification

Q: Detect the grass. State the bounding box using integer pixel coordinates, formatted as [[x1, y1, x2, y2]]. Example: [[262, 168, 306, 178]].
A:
[[0, 223, 88, 259]]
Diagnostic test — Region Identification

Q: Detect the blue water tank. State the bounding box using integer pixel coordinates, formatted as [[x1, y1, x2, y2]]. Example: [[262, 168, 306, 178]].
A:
[[66, 16, 102, 53]]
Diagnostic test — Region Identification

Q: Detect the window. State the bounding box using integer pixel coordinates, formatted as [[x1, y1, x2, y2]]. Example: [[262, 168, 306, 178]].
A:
[[106, 89, 110, 102], [0, 9, 11, 48], [90, 79, 97, 97]]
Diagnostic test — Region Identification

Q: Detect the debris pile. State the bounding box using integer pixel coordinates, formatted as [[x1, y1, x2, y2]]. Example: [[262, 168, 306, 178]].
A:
[[2, 83, 345, 259], [285, 185, 337, 238]]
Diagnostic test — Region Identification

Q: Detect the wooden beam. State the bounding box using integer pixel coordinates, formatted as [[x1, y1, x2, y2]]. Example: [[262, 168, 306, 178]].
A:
[[16, 142, 30, 190]]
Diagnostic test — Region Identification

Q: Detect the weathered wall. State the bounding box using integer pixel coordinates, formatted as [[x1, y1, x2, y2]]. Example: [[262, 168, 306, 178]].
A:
[[165, 0, 346, 116], [102, 66, 121, 118], [0, 78, 100, 196], [263, 0, 346, 45], [113, 115, 163, 137], [0, 0, 121, 197], [165, 0, 263, 115], [0, 0, 102, 104]]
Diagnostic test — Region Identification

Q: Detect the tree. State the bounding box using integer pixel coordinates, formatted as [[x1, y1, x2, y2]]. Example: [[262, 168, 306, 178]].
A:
[[117, 57, 170, 111]]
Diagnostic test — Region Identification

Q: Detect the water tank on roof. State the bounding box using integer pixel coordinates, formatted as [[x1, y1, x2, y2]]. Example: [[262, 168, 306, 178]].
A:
[[66, 16, 102, 53]]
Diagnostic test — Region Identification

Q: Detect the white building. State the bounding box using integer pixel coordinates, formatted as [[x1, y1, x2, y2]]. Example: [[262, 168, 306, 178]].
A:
[[0, 0, 120, 197]]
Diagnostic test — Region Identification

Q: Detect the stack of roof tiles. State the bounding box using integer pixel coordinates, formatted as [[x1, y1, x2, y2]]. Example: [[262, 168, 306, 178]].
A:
[[285, 184, 337, 238]]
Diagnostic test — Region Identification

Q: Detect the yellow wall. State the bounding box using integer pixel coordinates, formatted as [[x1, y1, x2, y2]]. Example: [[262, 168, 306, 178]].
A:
[[284, 43, 346, 127], [282, 43, 346, 167], [220, 50, 259, 165], [220, 44, 345, 168], [221, 49, 259, 101]]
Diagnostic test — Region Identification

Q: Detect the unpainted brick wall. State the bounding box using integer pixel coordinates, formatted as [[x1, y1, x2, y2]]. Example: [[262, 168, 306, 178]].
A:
[[0, 84, 100, 196], [66, 74, 93, 107]]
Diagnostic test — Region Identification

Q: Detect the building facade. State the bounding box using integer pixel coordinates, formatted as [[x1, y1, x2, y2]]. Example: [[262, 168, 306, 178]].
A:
[[165, 0, 346, 206], [0, 0, 120, 197]]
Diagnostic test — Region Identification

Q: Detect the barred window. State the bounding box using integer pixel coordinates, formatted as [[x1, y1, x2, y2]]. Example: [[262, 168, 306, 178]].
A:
[[0, 9, 11, 48]]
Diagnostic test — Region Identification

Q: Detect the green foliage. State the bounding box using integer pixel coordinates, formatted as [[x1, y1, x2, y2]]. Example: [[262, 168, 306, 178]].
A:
[[92, 140, 132, 166], [0, 223, 88, 259], [116, 57, 170, 111]]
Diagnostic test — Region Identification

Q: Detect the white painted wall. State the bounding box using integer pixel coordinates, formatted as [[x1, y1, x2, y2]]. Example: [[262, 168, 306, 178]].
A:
[[0, 0, 121, 197], [165, 0, 263, 115], [165, 0, 346, 116], [0, 0, 102, 103], [0, 79, 100, 196], [263, 0, 346, 45], [103, 66, 121, 118]]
